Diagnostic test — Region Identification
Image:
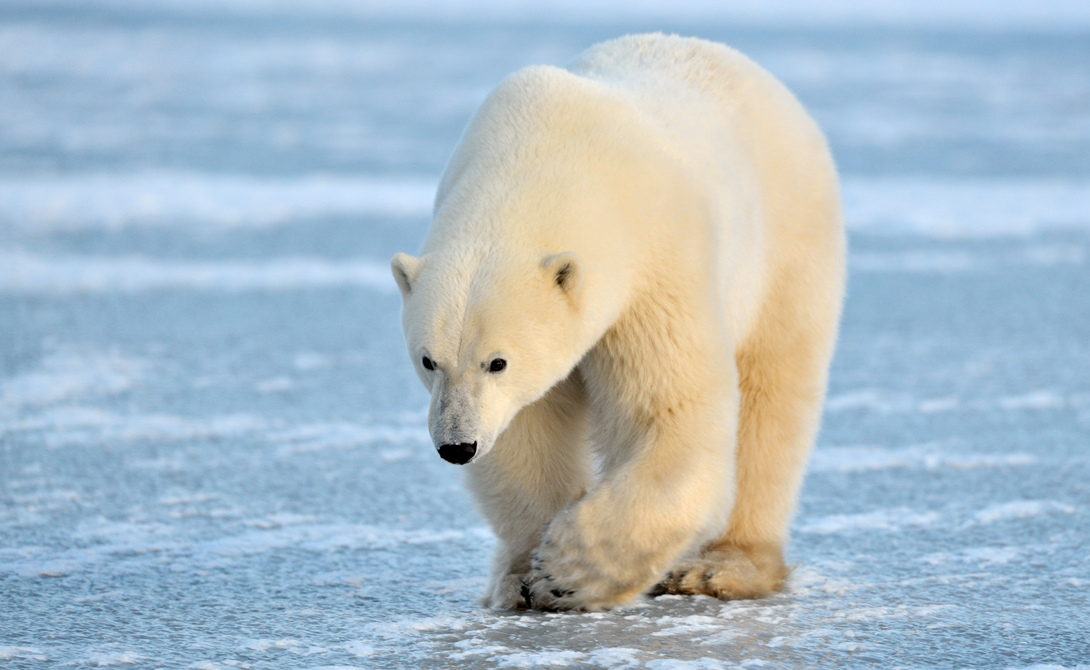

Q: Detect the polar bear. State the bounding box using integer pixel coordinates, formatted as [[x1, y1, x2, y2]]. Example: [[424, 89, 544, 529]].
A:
[[391, 33, 845, 611]]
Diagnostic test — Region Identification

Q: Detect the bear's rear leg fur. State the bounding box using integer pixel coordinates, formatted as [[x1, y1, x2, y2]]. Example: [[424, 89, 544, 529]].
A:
[[652, 255, 843, 602], [649, 543, 788, 599]]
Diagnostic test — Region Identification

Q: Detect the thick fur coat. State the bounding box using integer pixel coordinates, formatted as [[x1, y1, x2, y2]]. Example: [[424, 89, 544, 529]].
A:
[[391, 33, 846, 611]]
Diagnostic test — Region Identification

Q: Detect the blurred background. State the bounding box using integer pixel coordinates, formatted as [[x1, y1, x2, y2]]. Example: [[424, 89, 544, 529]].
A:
[[1, 1, 1088, 667]]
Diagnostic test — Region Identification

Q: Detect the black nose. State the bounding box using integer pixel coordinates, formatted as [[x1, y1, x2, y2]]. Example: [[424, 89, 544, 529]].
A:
[[438, 442, 477, 465]]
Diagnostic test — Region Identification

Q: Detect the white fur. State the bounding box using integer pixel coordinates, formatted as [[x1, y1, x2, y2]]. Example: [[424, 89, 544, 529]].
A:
[[392, 34, 846, 611]]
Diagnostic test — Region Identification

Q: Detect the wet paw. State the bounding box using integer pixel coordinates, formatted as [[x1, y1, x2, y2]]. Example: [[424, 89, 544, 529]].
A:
[[513, 578, 571, 610], [524, 564, 581, 611], [523, 516, 609, 610], [653, 544, 788, 600], [481, 573, 532, 610]]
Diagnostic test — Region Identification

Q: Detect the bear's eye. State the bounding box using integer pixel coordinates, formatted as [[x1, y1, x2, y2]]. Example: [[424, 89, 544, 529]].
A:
[[488, 358, 507, 373], [422, 356, 435, 371]]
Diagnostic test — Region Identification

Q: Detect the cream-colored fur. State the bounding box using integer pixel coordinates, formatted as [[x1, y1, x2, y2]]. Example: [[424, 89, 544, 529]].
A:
[[392, 33, 845, 611]]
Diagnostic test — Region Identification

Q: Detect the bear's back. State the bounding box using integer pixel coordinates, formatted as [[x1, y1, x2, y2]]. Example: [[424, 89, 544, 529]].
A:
[[567, 34, 843, 343], [568, 33, 756, 96]]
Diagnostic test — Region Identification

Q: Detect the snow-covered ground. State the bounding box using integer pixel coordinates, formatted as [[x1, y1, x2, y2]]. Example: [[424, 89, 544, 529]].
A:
[[1, 2, 1089, 668]]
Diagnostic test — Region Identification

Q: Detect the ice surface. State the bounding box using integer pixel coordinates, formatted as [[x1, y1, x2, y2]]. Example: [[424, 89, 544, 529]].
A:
[[0, 173, 436, 232], [2, 3, 1089, 669], [15, 0, 1090, 29], [0, 251, 395, 295], [3, 174, 1089, 239]]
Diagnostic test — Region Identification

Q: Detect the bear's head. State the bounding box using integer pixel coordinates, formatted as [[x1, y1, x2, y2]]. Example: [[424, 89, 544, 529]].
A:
[[391, 249, 586, 465]]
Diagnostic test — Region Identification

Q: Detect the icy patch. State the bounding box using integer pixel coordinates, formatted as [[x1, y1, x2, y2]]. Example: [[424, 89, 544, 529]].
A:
[[241, 639, 303, 653], [490, 650, 588, 668], [159, 491, 220, 506], [0, 523, 493, 577], [200, 523, 491, 557], [255, 376, 294, 394], [850, 245, 1085, 274], [825, 389, 1077, 415], [787, 566, 857, 596], [940, 453, 1040, 470], [341, 642, 374, 657], [0, 350, 143, 409], [0, 172, 434, 232], [584, 648, 643, 668], [999, 391, 1067, 411], [1023, 244, 1087, 267], [4, 404, 427, 454], [922, 546, 1028, 565], [245, 513, 319, 529], [271, 422, 430, 454], [0, 520, 179, 577], [0, 647, 48, 662], [959, 547, 1023, 564], [4, 174, 1089, 240], [851, 250, 979, 273], [2, 406, 266, 447], [809, 445, 1036, 474], [74, 591, 125, 603], [644, 658, 729, 670], [916, 396, 960, 413], [293, 352, 333, 371], [650, 616, 725, 637], [449, 639, 515, 661], [842, 177, 1090, 238], [73, 650, 144, 666], [824, 389, 906, 413], [73, 518, 175, 544], [7, 488, 81, 510], [366, 615, 472, 641], [829, 604, 955, 623], [799, 508, 939, 534], [0, 251, 395, 295], [973, 500, 1076, 524]]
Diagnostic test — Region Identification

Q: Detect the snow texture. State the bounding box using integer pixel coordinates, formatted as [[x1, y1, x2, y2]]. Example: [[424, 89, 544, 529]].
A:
[[1, 2, 1089, 668]]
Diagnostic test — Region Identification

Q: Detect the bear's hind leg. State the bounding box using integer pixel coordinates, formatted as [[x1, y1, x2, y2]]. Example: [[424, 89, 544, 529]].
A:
[[651, 543, 787, 600], [465, 370, 594, 609], [654, 280, 840, 600]]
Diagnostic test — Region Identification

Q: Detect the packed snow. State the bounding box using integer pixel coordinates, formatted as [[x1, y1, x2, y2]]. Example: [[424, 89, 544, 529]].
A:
[[1, 1, 1088, 668]]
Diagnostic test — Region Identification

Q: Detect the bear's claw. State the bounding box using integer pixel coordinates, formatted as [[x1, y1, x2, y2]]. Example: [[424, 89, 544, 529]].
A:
[[519, 580, 533, 609]]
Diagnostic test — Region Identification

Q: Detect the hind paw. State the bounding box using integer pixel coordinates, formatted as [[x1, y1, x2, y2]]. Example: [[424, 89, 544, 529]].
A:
[[651, 544, 788, 600]]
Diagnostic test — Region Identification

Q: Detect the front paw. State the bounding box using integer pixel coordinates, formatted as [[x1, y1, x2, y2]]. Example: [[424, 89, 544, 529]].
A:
[[525, 565, 578, 611], [524, 512, 637, 611], [526, 546, 587, 611], [480, 572, 532, 610]]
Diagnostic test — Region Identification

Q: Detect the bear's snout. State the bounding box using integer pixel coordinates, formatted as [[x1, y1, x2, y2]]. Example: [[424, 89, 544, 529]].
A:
[[438, 442, 477, 465]]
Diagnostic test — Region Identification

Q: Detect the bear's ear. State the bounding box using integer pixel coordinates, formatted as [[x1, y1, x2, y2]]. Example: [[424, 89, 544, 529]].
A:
[[542, 252, 583, 298], [391, 253, 423, 295]]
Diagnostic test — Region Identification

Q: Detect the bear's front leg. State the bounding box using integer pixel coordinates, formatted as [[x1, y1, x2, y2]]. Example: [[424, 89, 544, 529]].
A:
[[527, 388, 738, 610], [464, 373, 593, 609], [525, 307, 741, 611]]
